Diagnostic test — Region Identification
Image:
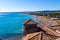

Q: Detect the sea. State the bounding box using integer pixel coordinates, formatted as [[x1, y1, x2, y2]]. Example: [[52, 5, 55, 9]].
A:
[[0, 12, 37, 40]]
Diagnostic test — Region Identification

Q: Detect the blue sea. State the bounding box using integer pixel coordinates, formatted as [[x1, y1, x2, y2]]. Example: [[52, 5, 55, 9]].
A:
[[0, 12, 37, 39]]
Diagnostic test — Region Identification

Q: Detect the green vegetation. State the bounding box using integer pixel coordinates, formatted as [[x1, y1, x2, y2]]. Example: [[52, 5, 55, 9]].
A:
[[30, 12, 43, 16], [30, 12, 60, 18], [49, 12, 60, 17]]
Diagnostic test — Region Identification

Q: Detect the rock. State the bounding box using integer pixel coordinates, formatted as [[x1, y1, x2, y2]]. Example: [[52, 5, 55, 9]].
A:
[[56, 38, 60, 40]]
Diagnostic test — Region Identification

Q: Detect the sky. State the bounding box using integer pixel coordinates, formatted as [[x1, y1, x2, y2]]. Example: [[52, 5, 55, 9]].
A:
[[0, 0, 60, 12]]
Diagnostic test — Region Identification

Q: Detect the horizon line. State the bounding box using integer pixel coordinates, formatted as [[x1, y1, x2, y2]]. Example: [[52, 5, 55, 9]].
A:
[[0, 10, 60, 12]]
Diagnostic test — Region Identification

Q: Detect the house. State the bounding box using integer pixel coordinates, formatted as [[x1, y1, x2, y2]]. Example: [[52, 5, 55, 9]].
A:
[[50, 18, 58, 20]]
